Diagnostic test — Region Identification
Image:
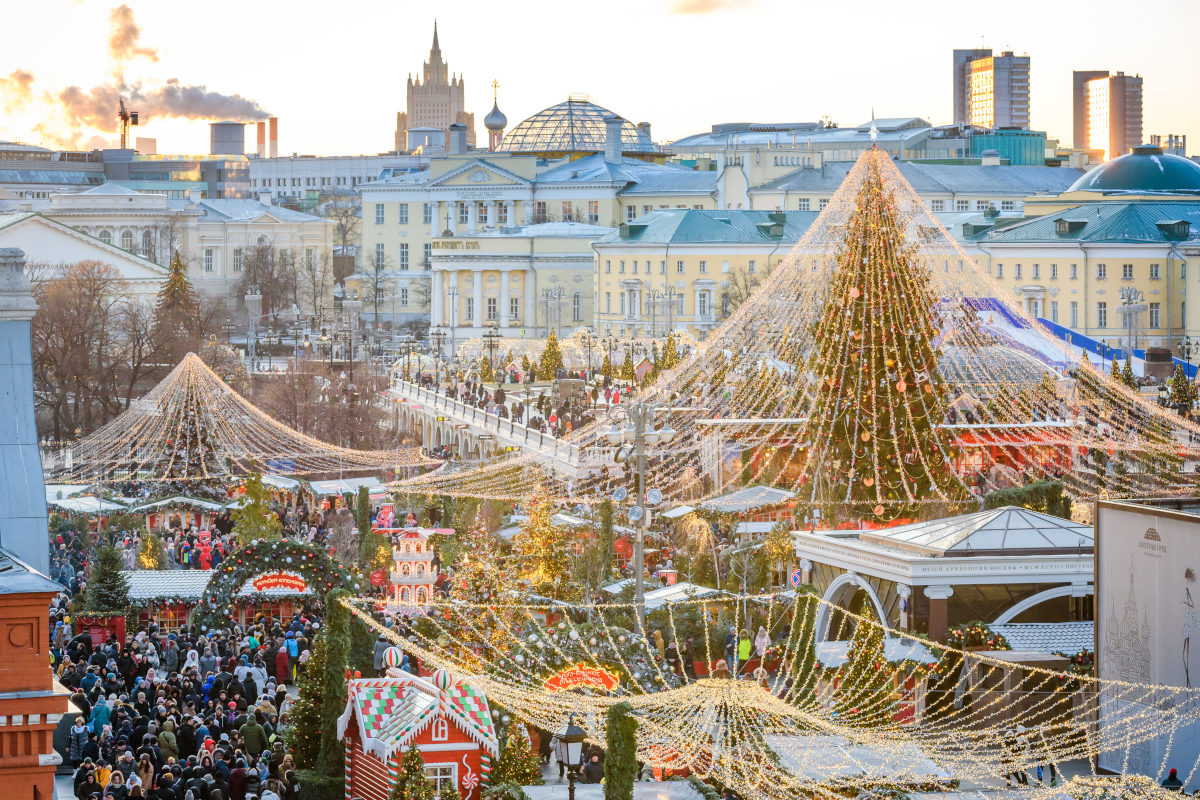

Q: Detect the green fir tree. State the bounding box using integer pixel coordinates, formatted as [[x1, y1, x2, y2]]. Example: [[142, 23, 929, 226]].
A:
[[832, 596, 895, 726], [601, 352, 613, 379], [83, 545, 130, 614], [1170, 364, 1197, 417], [1122, 356, 1137, 390], [604, 703, 638, 800], [480, 356, 495, 383], [137, 531, 168, 570], [490, 725, 544, 786], [661, 333, 679, 370], [286, 633, 328, 768], [356, 485, 390, 573], [391, 745, 437, 800], [232, 472, 282, 546], [539, 329, 564, 379], [620, 349, 635, 381]]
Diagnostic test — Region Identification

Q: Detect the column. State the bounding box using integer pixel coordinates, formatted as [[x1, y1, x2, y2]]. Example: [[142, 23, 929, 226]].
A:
[[524, 272, 534, 328], [447, 202, 457, 236], [468, 202, 478, 235], [799, 558, 813, 585], [431, 269, 444, 327], [499, 269, 510, 326], [897, 585, 912, 631], [487, 201, 496, 229], [923, 585, 954, 643], [524, 199, 533, 225], [430, 201, 439, 237], [472, 269, 483, 329]]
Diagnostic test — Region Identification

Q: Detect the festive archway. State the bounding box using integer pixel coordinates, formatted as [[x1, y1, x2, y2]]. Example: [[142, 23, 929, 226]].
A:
[[195, 539, 360, 629]]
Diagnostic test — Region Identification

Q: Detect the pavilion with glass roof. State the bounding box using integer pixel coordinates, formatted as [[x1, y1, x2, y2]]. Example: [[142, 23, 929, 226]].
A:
[[495, 97, 664, 161], [792, 506, 1094, 642]]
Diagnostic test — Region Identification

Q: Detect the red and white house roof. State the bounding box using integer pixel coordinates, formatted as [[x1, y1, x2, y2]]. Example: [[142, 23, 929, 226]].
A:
[[336, 670, 499, 761]]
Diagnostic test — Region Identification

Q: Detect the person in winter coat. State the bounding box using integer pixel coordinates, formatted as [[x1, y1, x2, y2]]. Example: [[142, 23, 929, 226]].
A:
[[69, 716, 90, 766], [75, 771, 103, 799], [198, 648, 218, 678], [737, 629, 753, 673], [274, 644, 290, 686], [158, 719, 179, 763], [90, 697, 112, 731], [240, 712, 270, 757], [103, 770, 130, 800], [373, 635, 390, 672]]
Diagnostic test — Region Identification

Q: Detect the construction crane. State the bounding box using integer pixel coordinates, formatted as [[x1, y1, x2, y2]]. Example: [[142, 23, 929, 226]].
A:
[[118, 98, 139, 149]]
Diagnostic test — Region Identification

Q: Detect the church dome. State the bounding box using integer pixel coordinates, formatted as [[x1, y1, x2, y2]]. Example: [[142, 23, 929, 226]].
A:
[[496, 97, 659, 156], [1068, 145, 1200, 195], [484, 100, 508, 132]]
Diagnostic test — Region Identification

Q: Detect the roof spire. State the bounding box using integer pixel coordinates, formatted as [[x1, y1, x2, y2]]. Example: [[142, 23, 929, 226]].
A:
[[431, 19, 440, 56]]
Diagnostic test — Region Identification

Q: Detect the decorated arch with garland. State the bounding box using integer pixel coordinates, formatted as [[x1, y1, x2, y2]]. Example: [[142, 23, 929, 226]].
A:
[[195, 539, 360, 629]]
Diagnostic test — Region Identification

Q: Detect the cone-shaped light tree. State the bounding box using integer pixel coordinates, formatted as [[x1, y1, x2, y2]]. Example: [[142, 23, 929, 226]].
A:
[[802, 152, 965, 524], [539, 329, 564, 379]]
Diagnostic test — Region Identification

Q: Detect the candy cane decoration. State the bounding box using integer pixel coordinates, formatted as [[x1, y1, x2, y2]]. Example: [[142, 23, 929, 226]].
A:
[[460, 753, 480, 795]]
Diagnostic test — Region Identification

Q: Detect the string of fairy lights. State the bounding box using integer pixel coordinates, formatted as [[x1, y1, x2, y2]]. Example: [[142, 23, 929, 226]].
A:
[[390, 148, 1200, 516], [343, 591, 1200, 800], [46, 352, 436, 483]]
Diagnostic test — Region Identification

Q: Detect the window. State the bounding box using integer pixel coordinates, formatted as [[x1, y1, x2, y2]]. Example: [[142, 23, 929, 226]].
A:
[[588, 200, 599, 224], [1122, 264, 1133, 281], [1183, 262, 1188, 280], [99, 229, 112, 244], [1070, 301, 1079, 327], [1050, 301, 1059, 323], [510, 296, 519, 319], [305, 247, 317, 269], [1097, 301, 1107, 328], [233, 248, 244, 272], [572, 293, 582, 321], [975, 200, 989, 211], [818, 199, 829, 210], [632, 261, 638, 275], [398, 204, 408, 224], [1150, 302, 1161, 328], [458, 203, 469, 225], [1001, 200, 1014, 211], [930, 200, 945, 212], [721, 294, 731, 316], [1051, 264, 1058, 279], [398, 243, 409, 270], [423, 243, 432, 265], [375, 243, 385, 266], [533, 202, 547, 223], [1150, 263, 1160, 280], [561, 201, 573, 221], [465, 297, 474, 321], [142, 230, 153, 255], [486, 297, 497, 321], [432, 718, 448, 742], [955, 200, 969, 212], [497, 203, 508, 224], [204, 248, 215, 273], [375, 204, 384, 224], [659, 261, 666, 275], [642, 205, 652, 216], [1096, 263, 1107, 280], [698, 293, 710, 316], [996, 263, 1004, 278], [605, 293, 611, 314], [605, 260, 611, 274], [677, 260, 684, 274], [797, 198, 810, 211], [749, 260, 757, 274], [699, 260, 707, 274], [625, 205, 637, 222], [1014, 264, 1022, 279], [424, 765, 455, 796], [1070, 264, 1078, 279], [1032, 264, 1040, 279], [400, 287, 408, 306], [721, 260, 730, 274], [423, 203, 433, 225], [619, 261, 625, 274], [620, 294, 625, 315]]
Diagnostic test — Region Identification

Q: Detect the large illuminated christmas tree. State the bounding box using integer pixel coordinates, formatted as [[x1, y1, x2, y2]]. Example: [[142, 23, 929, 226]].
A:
[[513, 488, 576, 600], [802, 152, 964, 524]]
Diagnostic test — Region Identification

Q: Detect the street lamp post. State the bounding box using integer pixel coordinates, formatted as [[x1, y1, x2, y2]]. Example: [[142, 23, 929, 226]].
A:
[[1182, 336, 1193, 379], [245, 286, 262, 372], [541, 287, 567, 337], [554, 715, 587, 800], [580, 328, 597, 376], [445, 286, 459, 359], [605, 400, 678, 629], [483, 323, 502, 370], [430, 328, 447, 386]]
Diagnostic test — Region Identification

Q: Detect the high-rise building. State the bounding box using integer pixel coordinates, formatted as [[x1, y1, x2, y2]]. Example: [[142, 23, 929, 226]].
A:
[[1074, 71, 1143, 160], [394, 22, 476, 153], [952, 49, 1030, 129]]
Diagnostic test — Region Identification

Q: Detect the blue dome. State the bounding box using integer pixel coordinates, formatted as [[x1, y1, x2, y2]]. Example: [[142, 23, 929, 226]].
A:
[[496, 98, 659, 156], [1068, 145, 1200, 195], [484, 101, 507, 132]]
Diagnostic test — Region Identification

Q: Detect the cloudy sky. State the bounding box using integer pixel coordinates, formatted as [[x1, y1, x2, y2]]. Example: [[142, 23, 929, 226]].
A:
[[2, 0, 1196, 156]]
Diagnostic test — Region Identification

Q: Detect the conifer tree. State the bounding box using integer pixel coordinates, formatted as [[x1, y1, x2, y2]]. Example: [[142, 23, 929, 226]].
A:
[[356, 485, 390, 573], [1170, 364, 1197, 417], [137, 531, 168, 570], [513, 488, 575, 600], [232, 472, 282, 545], [539, 329, 564, 379], [521, 354, 533, 379], [490, 724, 544, 786], [391, 745, 437, 800], [601, 352, 613, 379], [802, 154, 963, 524], [661, 332, 679, 370], [620, 349, 635, 381], [450, 510, 509, 605], [83, 545, 130, 613], [480, 356, 495, 383], [1122, 356, 1137, 390], [833, 596, 894, 726], [287, 633, 328, 767], [153, 252, 198, 359], [604, 703, 638, 800]]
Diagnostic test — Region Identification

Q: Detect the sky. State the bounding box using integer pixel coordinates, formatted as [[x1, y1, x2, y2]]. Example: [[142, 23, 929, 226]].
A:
[[2, 0, 1198, 157]]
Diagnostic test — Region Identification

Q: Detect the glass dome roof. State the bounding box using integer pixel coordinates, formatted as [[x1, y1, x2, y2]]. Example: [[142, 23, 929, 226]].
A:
[[496, 98, 659, 155], [1068, 145, 1200, 195]]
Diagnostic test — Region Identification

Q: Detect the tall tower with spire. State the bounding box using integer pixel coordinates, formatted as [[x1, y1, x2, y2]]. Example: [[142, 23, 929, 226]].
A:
[[395, 21, 476, 153]]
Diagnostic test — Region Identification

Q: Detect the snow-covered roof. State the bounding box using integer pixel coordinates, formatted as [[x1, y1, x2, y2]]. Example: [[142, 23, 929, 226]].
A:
[[122, 569, 311, 600], [308, 477, 385, 496], [599, 578, 636, 595], [989, 621, 1093, 655], [48, 496, 129, 514], [857, 506, 1093, 557], [643, 582, 726, 609], [699, 486, 795, 514], [765, 733, 952, 782], [659, 505, 695, 520], [261, 474, 302, 490], [815, 638, 938, 669], [130, 495, 227, 513]]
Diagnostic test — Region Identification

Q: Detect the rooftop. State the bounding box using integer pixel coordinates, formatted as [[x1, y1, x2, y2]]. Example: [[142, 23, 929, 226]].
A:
[[857, 506, 1093, 557], [753, 161, 1083, 197], [699, 486, 795, 514], [596, 209, 817, 245], [671, 118, 933, 149], [982, 202, 1200, 244], [989, 621, 1093, 655], [496, 98, 660, 156], [1068, 145, 1200, 195], [122, 569, 310, 600]]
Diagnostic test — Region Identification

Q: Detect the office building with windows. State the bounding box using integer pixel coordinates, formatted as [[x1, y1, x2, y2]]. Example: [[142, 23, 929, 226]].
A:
[[952, 49, 1031, 129], [1073, 71, 1144, 161]]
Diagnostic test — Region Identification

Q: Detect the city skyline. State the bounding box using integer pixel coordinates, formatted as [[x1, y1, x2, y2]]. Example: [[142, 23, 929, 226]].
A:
[[0, 0, 1196, 157]]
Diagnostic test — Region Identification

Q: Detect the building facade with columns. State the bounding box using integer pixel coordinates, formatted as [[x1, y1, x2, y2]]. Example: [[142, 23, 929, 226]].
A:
[[792, 506, 1094, 643]]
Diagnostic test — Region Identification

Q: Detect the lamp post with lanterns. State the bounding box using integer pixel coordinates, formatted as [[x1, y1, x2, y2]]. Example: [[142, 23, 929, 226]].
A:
[[604, 400, 678, 629], [554, 715, 587, 800], [483, 323, 502, 372], [245, 286, 262, 372]]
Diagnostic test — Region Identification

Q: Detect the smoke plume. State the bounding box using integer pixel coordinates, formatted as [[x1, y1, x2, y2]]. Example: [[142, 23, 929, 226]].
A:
[[0, 4, 268, 148], [670, 0, 749, 11]]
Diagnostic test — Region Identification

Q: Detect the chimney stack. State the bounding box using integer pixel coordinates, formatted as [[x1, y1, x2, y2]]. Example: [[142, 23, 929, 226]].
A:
[[448, 123, 468, 155], [637, 121, 652, 142], [269, 117, 278, 158], [257, 121, 267, 157], [604, 115, 624, 163]]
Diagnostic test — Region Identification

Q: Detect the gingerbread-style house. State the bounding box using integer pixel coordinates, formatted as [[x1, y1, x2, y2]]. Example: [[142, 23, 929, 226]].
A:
[[337, 670, 498, 800]]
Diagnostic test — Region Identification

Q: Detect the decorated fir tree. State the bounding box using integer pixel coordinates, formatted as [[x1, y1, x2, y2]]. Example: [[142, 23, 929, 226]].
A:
[[513, 488, 576, 601], [1109, 357, 1121, 383], [480, 356, 495, 383], [604, 703, 638, 800], [391, 745, 437, 800], [661, 333, 679, 370], [620, 349, 635, 381], [521, 354, 532, 379], [1170, 364, 1197, 417], [801, 154, 963, 524], [356, 485, 390, 573], [450, 510, 509, 605], [232, 472, 282, 546], [286, 633, 328, 767], [539, 329, 564, 379], [490, 724, 544, 786], [601, 352, 613, 379], [832, 596, 894, 726], [1122, 356, 1137, 390], [137, 531, 168, 570], [83, 545, 130, 614]]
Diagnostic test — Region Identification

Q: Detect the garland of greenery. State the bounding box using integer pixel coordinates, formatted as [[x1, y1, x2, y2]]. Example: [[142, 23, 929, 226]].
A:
[[945, 621, 1011, 651], [194, 539, 358, 629], [1052, 649, 1095, 676], [605, 702, 638, 800]]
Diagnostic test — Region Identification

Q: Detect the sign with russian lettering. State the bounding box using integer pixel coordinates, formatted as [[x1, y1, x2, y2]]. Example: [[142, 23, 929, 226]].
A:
[[251, 572, 308, 592], [543, 664, 620, 693]]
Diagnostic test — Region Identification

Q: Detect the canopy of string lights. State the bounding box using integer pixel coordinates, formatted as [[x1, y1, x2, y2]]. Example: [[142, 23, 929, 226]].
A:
[[344, 591, 1199, 800], [45, 352, 436, 483], [393, 148, 1200, 521]]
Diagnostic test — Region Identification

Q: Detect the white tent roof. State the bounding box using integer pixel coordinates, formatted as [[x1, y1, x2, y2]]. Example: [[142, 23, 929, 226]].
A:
[[642, 582, 726, 609], [261, 474, 302, 490], [699, 486, 795, 514], [858, 506, 1093, 557], [989, 621, 1093, 654], [130, 495, 227, 513], [765, 734, 952, 781], [308, 477, 385, 496], [47, 496, 128, 514], [815, 638, 938, 669], [659, 505, 695, 520]]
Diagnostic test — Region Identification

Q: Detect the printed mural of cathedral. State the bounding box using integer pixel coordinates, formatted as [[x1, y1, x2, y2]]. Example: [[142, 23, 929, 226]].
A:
[[1102, 561, 1154, 774]]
